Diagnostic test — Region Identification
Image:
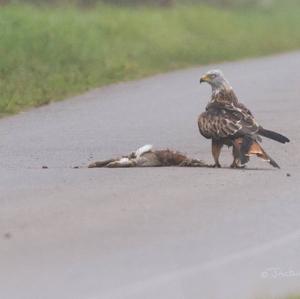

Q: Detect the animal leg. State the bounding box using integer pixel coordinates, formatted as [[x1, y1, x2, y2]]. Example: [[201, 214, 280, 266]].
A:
[[179, 159, 206, 167], [88, 159, 116, 168], [106, 157, 136, 168], [211, 140, 223, 168]]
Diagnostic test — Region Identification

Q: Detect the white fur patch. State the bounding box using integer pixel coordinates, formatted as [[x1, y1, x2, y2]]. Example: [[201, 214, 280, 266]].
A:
[[119, 157, 130, 164], [135, 144, 153, 158]]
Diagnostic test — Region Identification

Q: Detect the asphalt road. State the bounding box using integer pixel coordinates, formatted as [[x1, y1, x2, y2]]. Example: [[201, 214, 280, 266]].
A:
[[1, 52, 300, 299]]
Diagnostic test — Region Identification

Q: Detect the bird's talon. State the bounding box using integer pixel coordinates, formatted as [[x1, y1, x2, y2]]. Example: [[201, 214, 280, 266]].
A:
[[230, 164, 246, 169]]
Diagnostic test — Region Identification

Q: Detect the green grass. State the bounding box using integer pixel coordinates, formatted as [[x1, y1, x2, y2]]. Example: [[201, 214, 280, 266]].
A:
[[255, 295, 300, 299], [263, 295, 300, 299], [1, 1, 300, 116]]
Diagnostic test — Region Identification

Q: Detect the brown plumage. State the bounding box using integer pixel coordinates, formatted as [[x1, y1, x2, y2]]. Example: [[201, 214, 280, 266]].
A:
[[198, 70, 289, 168]]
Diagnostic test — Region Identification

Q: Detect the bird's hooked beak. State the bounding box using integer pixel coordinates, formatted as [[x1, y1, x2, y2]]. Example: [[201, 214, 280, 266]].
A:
[[200, 74, 210, 84]]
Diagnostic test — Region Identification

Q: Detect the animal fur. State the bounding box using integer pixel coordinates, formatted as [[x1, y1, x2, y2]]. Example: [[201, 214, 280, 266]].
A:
[[88, 145, 206, 168]]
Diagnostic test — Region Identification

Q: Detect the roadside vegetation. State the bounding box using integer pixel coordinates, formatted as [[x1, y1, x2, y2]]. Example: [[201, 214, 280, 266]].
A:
[[262, 295, 300, 299], [1, 0, 300, 116], [267, 295, 300, 299]]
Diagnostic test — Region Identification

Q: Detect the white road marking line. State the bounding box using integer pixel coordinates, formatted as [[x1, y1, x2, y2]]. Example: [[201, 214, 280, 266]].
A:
[[101, 229, 300, 299]]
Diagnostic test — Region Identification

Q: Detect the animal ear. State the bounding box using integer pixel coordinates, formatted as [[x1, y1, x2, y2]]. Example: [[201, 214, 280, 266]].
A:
[[135, 144, 153, 157]]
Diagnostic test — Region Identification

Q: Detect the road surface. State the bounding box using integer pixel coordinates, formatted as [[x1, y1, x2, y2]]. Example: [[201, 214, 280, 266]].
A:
[[1, 52, 300, 299]]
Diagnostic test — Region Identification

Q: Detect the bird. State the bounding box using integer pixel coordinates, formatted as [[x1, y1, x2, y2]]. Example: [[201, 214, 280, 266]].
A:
[[198, 69, 289, 169]]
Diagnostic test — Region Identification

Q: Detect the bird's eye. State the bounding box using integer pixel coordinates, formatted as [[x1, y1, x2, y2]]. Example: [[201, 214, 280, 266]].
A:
[[211, 74, 216, 79]]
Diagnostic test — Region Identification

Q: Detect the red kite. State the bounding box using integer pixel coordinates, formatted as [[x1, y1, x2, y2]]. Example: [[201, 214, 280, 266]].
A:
[[198, 70, 289, 168]]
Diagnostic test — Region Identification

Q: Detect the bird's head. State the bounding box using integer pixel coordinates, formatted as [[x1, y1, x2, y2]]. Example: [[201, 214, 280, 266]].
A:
[[200, 69, 231, 90]]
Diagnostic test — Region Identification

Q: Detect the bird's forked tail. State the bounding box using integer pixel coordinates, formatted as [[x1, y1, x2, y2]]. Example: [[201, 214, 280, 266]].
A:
[[234, 136, 280, 168]]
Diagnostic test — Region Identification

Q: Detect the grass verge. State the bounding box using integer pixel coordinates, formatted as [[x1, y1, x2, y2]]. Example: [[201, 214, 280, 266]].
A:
[[1, 1, 300, 116]]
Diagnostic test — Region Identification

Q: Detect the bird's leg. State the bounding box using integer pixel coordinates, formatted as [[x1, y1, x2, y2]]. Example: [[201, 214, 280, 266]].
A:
[[211, 140, 223, 168], [231, 161, 245, 169], [230, 141, 245, 169], [230, 146, 240, 168], [230, 154, 244, 168]]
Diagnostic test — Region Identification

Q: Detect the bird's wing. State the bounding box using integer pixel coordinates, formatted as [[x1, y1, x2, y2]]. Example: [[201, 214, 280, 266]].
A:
[[198, 104, 259, 139]]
